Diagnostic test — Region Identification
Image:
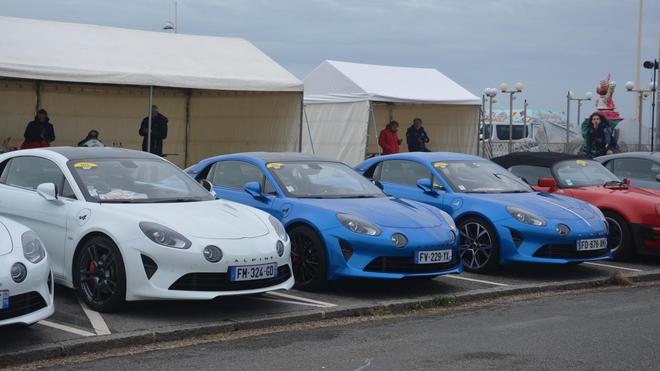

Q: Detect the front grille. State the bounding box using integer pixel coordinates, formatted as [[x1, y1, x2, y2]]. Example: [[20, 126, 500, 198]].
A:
[[363, 254, 459, 274], [141, 254, 158, 280], [533, 244, 609, 259], [169, 265, 292, 291], [0, 291, 47, 320]]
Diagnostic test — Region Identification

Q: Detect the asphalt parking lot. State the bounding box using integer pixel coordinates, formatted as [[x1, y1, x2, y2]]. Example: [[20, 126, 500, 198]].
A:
[[3, 256, 660, 365]]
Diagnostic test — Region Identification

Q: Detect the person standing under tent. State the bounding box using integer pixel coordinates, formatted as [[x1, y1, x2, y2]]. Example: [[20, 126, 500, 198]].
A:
[[139, 105, 168, 156], [406, 118, 430, 152], [22, 109, 55, 148], [378, 120, 402, 155]]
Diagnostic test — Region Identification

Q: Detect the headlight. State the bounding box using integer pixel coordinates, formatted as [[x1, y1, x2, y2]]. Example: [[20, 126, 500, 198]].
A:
[[588, 203, 605, 220], [21, 231, 46, 264], [337, 213, 381, 236], [139, 222, 191, 249], [269, 215, 288, 242], [438, 210, 457, 231], [506, 206, 547, 227]]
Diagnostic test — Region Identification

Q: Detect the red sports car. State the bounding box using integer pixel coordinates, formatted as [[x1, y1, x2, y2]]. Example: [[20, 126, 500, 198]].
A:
[[493, 152, 660, 260]]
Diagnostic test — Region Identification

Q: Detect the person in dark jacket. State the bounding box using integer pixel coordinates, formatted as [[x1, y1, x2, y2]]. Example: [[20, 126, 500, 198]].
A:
[[582, 112, 617, 158], [22, 109, 55, 148], [406, 118, 430, 152], [378, 120, 402, 155], [139, 105, 168, 156]]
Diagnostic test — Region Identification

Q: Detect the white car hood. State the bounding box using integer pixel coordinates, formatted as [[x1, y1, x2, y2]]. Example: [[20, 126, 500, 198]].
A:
[[101, 200, 269, 239], [0, 222, 12, 256]]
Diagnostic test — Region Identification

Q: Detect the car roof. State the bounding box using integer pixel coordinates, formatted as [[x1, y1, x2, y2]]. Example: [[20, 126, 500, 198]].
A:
[[596, 152, 659, 161], [204, 152, 338, 164], [40, 147, 160, 161], [369, 152, 485, 162], [491, 152, 587, 168]]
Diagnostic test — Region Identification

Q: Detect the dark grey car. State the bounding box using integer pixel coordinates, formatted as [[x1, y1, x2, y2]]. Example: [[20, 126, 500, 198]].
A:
[[596, 152, 660, 190]]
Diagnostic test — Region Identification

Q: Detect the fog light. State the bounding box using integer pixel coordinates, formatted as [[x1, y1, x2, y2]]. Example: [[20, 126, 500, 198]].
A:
[[203, 245, 223, 263], [391, 233, 407, 248], [11, 263, 27, 283], [276, 240, 285, 257], [556, 224, 570, 237]]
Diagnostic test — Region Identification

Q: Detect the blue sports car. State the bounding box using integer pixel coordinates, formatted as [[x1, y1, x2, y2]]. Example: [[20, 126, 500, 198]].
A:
[[356, 152, 611, 273], [187, 153, 462, 290]]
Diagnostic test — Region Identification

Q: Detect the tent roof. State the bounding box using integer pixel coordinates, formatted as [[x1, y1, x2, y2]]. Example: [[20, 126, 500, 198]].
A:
[[0, 16, 302, 92], [303, 60, 480, 105]]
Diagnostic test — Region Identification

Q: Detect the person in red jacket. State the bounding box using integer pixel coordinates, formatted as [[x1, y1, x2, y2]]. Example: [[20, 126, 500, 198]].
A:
[[378, 120, 402, 155]]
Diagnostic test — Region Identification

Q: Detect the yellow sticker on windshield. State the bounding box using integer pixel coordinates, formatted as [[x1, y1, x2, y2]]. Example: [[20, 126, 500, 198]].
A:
[[433, 162, 448, 169], [74, 162, 98, 170], [267, 162, 283, 169], [576, 160, 587, 166]]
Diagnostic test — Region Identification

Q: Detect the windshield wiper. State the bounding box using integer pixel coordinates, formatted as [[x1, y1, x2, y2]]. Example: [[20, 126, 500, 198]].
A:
[[152, 198, 202, 203], [603, 180, 627, 189]]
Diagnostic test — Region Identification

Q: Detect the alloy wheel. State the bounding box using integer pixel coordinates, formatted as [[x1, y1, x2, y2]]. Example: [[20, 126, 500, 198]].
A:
[[459, 222, 494, 270]]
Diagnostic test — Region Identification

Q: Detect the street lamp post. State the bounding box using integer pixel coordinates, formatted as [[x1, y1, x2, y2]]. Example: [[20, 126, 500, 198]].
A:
[[484, 88, 498, 157], [565, 91, 592, 153], [626, 80, 654, 150], [643, 59, 658, 151], [163, 1, 179, 33], [499, 82, 524, 153]]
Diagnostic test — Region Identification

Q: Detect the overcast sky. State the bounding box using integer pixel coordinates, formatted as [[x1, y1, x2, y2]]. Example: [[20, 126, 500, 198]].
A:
[[2, 0, 659, 120]]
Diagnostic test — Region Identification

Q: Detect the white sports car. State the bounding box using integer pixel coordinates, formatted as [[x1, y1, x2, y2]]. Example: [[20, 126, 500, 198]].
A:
[[0, 216, 54, 326], [0, 147, 293, 312]]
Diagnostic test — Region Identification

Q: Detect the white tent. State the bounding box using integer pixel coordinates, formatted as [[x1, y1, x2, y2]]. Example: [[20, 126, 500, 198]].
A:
[[302, 60, 481, 165], [0, 16, 303, 167]]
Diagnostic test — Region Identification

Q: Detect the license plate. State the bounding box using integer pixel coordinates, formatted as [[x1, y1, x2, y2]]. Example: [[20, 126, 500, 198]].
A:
[[1, 290, 8, 310], [576, 238, 607, 251], [415, 250, 453, 264], [230, 263, 278, 282]]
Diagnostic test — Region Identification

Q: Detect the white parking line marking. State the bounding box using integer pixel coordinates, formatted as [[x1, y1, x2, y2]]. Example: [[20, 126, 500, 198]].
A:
[[583, 262, 643, 272], [77, 298, 111, 335], [251, 297, 331, 308], [443, 274, 510, 287], [38, 320, 96, 337], [265, 291, 337, 308]]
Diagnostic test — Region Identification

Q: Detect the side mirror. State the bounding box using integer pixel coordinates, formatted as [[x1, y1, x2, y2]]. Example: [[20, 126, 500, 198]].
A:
[[200, 179, 213, 192], [36, 182, 58, 201], [537, 178, 557, 190], [416, 178, 437, 195], [244, 181, 263, 198], [623, 177, 631, 187]]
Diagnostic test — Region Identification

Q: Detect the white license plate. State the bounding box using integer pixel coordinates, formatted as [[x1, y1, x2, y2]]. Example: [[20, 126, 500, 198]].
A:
[[230, 263, 278, 282], [1, 290, 8, 310], [576, 238, 607, 251], [415, 250, 453, 264]]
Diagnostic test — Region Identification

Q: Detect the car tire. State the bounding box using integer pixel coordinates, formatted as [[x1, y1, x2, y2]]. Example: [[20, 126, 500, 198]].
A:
[[289, 225, 327, 291], [457, 217, 499, 273], [603, 211, 633, 261], [75, 236, 126, 313]]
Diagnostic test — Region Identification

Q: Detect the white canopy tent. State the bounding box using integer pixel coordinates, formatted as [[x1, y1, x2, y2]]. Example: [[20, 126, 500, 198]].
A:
[[302, 60, 481, 165], [0, 16, 303, 167]]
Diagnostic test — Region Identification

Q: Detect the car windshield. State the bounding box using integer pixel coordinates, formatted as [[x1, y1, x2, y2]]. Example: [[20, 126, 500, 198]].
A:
[[267, 161, 385, 198], [552, 159, 620, 188], [68, 158, 214, 203], [433, 160, 532, 193]]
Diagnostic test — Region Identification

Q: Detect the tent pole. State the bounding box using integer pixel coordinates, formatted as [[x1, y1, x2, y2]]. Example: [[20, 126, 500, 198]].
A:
[[298, 92, 304, 152], [34, 80, 41, 114], [370, 102, 380, 156], [303, 105, 315, 154], [184, 89, 191, 167], [147, 86, 153, 153]]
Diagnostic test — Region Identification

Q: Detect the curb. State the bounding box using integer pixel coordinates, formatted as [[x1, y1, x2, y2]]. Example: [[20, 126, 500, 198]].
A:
[[3, 270, 660, 368]]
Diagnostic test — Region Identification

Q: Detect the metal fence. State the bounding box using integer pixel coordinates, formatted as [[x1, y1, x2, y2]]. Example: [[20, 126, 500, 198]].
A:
[[481, 140, 653, 159]]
